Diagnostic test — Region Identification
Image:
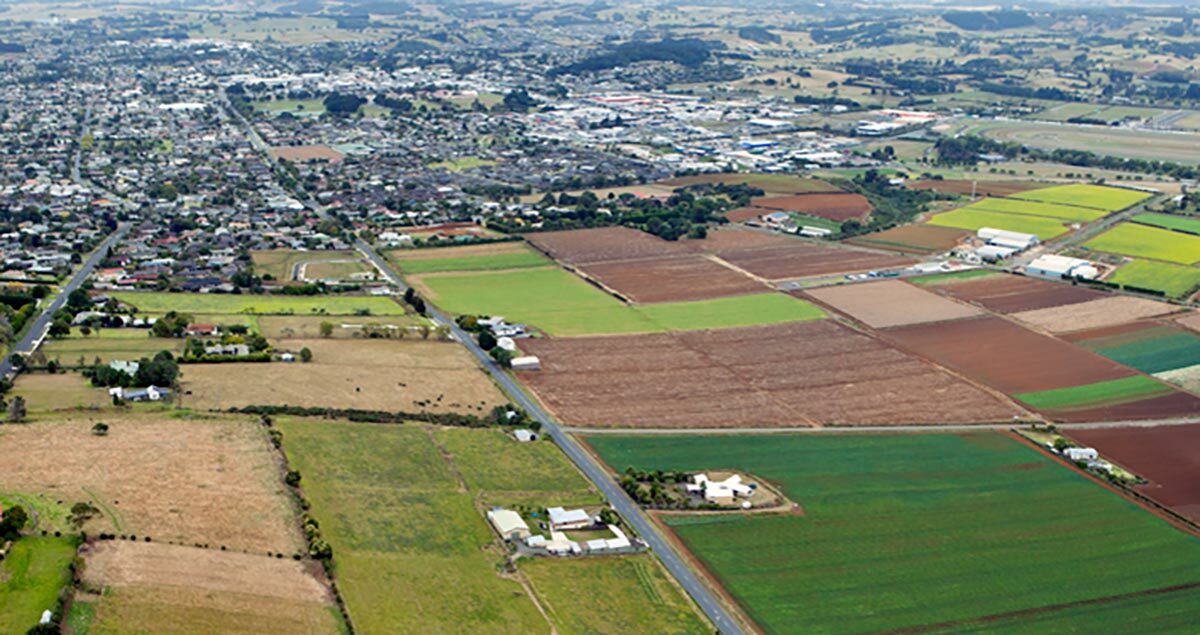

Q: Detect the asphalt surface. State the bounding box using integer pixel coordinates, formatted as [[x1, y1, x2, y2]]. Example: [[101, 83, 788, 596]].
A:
[[0, 224, 129, 379], [356, 241, 747, 634]]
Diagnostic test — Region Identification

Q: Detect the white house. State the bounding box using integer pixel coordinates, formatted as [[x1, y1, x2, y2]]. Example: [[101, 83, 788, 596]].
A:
[[1063, 447, 1099, 462], [686, 474, 754, 502], [547, 507, 591, 531], [513, 429, 537, 443], [487, 508, 530, 540]]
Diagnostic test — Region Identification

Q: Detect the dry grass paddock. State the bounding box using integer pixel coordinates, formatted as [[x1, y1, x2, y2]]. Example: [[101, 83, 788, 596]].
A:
[[255, 315, 423, 339], [79, 541, 341, 634], [182, 339, 506, 415], [0, 413, 300, 553]]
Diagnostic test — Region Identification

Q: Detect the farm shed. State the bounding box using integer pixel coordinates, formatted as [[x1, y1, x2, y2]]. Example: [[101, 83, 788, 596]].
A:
[[486, 508, 530, 540], [978, 227, 1039, 250], [511, 356, 541, 371], [1063, 447, 1099, 462], [1026, 254, 1099, 280], [548, 507, 591, 531]]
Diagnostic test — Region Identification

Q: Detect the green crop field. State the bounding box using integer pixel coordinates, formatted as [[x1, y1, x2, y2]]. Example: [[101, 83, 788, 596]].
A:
[[1084, 223, 1200, 265], [109, 291, 408, 316], [1010, 184, 1151, 211], [1132, 212, 1200, 236], [1108, 260, 1200, 299], [521, 557, 709, 635], [279, 420, 697, 634], [1075, 325, 1200, 375], [584, 433, 1200, 634], [908, 269, 999, 286], [1015, 375, 1172, 411], [0, 536, 77, 634], [416, 267, 659, 336], [967, 197, 1106, 223], [927, 206, 1070, 239], [417, 268, 822, 336], [389, 246, 550, 274], [635, 293, 825, 331]]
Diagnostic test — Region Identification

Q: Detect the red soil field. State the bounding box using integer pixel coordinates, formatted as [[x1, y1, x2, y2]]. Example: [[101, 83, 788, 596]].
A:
[[1069, 424, 1200, 522], [909, 180, 1045, 197], [884, 316, 1135, 394], [1047, 392, 1200, 423], [846, 225, 967, 254], [936, 274, 1106, 314], [578, 255, 767, 303], [516, 320, 1022, 427], [750, 193, 873, 221], [715, 243, 915, 280], [525, 227, 691, 264], [689, 226, 794, 251], [725, 206, 770, 223]]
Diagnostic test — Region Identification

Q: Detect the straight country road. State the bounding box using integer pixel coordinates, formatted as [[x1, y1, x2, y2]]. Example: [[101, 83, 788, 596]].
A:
[[0, 224, 129, 379], [214, 86, 748, 634]]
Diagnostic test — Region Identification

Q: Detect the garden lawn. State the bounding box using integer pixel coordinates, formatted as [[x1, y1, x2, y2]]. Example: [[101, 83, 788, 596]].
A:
[[584, 433, 1200, 634], [1015, 375, 1172, 411], [1109, 260, 1200, 299], [927, 207, 1070, 239], [0, 536, 77, 633], [1083, 223, 1200, 265], [1010, 184, 1152, 211], [1132, 213, 1200, 236], [109, 292, 407, 316]]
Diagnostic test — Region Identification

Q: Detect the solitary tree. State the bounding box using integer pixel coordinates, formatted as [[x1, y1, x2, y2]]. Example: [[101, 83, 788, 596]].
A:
[[319, 321, 334, 338], [7, 396, 26, 423], [0, 504, 27, 539], [299, 347, 313, 363]]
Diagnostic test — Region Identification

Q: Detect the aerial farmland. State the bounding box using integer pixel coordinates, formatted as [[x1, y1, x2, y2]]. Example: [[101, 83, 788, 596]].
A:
[[9, 2, 1200, 630]]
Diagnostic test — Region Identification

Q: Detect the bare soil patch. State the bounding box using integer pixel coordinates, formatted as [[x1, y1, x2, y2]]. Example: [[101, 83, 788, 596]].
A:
[[885, 316, 1135, 394], [687, 226, 796, 251], [1048, 391, 1200, 423], [716, 242, 914, 280], [1175, 312, 1200, 333], [269, 145, 344, 163], [936, 274, 1106, 314], [909, 180, 1044, 197], [526, 227, 691, 264], [846, 225, 968, 254], [518, 320, 1021, 427], [750, 193, 873, 221], [805, 280, 983, 329], [0, 414, 299, 552], [1069, 424, 1200, 523], [81, 541, 340, 634], [579, 255, 766, 303], [1012, 296, 1180, 333], [182, 339, 505, 414]]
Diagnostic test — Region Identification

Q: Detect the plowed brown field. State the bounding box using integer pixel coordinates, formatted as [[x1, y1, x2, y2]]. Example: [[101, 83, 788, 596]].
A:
[[526, 226, 690, 264], [1047, 392, 1200, 423], [885, 316, 1135, 394], [846, 225, 968, 254], [936, 274, 1106, 314], [804, 280, 983, 328], [1012, 296, 1180, 333], [1069, 424, 1200, 523], [716, 243, 914, 280], [750, 193, 872, 221], [578, 255, 766, 303], [517, 320, 1021, 427]]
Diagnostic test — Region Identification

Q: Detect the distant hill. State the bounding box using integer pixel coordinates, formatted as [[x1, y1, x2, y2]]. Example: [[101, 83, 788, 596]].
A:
[[737, 26, 781, 45], [943, 10, 1034, 31], [550, 38, 720, 76]]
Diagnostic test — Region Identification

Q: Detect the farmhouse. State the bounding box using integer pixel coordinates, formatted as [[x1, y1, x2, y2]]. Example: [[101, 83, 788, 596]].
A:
[[1063, 447, 1099, 462], [513, 429, 537, 443], [184, 323, 219, 337], [686, 473, 754, 502], [547, 507, 591, 531], [1026, 254, 1099, 280], [110, 385, 171, 402], [486, 508, 530, 540]]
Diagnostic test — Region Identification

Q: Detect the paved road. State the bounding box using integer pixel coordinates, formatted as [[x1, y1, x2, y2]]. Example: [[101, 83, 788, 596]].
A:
[[0, 225, 129, 379], [215, 88, 747, 633], [357, 242, 747, 634]]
